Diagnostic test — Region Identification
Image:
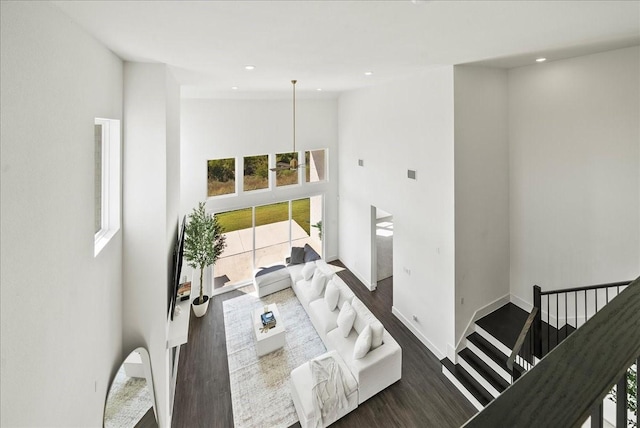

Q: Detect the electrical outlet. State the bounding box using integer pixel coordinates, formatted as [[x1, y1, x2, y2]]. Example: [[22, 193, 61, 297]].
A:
[[461, 297, 464, 305]]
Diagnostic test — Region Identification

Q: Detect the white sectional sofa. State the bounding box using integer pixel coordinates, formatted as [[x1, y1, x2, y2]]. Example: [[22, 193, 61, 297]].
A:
[[287, 258, 403, 406]]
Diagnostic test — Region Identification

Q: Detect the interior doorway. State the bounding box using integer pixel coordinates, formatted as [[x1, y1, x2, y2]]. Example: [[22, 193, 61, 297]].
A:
[[371, 206, 394, 290]]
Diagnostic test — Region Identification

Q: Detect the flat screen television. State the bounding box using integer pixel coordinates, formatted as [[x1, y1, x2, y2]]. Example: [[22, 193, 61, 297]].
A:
[[169, 215, 186, 321]]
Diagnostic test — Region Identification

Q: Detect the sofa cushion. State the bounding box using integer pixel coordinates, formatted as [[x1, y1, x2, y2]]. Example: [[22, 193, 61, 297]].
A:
[[326, 327, 359, 366], [350, 299, 384, 349], [303, 243, 321, 262], [336, 301, 356, 338], [324, 279, 340, 311], [290, 246, 305, 264], [353, 325, 372, 360], [351, 298, 378, 335], [294, 278, 322, 311], [333, 278, 355, 310], [288, 263, 305, 284], [310, 269, 328, 299], [308, 298, 340, 336], [314, 259, 335, 279], [370, 321, 384, 349], [301, 262, 316, 281]]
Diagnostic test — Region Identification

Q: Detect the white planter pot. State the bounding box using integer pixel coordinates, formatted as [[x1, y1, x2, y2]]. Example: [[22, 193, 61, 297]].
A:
[[192, 296, 210, 318]]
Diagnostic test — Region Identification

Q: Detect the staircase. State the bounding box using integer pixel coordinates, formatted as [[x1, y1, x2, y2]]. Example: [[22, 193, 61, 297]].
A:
[[442, 303, 563, 410]]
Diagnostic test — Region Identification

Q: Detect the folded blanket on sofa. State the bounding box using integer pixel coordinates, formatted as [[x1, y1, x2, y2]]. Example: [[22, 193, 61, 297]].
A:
[[310, 354, 350, 428]]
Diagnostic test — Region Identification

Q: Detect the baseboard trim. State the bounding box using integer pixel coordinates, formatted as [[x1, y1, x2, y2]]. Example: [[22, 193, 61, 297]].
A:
[[392, 306, 444, 360], [510, 294, 532, 312], [349, 266, 375, 291], [455, 294, 510, 353]]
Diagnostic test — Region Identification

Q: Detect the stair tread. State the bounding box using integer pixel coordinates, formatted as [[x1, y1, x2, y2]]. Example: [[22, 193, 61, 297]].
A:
[[467, 332, 525, 377], [441, 358, 493, 407], [475, 303, 529, 349], [459, 348, 510, 392]]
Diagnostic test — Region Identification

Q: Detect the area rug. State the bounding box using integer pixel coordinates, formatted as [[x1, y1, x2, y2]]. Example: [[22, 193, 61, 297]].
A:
[[223, 288, 327, 428], [104, 367, 153, 428]]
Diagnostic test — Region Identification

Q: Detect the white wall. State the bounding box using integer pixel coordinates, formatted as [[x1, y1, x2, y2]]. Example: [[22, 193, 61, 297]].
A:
[[180, 98, 339, 261], [509, 46, 640, 304], [338, 68, 456, 358], [453, 66, 510, 344], [0, 2, 123, 426], [123, 63, 181, 427]]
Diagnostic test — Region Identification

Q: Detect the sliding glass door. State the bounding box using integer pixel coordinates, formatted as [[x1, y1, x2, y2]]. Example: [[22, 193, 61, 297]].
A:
[[254, 201, 290, 268], [212, 195, 323, 293]]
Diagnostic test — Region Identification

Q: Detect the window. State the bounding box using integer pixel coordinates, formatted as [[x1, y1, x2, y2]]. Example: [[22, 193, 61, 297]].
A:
[[211, 195, 323, 293], [243, 154, 269, 192], [275, 152, 299, 187], [305, 149, 326, 183], [207, 158, 236, 197], [94, 118, 121, 256]]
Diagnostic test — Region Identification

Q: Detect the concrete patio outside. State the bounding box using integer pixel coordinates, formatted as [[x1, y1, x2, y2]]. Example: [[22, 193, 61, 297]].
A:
[[212, 219, 322, 292]]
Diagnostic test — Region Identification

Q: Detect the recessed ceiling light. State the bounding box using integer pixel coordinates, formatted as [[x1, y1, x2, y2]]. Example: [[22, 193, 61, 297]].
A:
[[231, 86, 239, 90], [536, 58, 547, 63], [316, 88, 323, 91], [244, 65, 255, 70], [364, 71, 373, 76]]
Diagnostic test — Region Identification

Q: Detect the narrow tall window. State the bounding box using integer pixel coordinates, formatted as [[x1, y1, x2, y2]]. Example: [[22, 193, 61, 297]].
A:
[[95, 124, 103, 233], [243, 154, 269, 192], [305, 149, 326, 183], [94, 118, 121, 256], [207, 158, 236, 196], [275, 152, 299, 187]]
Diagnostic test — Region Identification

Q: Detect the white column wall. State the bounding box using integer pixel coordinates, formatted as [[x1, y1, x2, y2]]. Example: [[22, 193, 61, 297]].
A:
[[509, 46, 640, 304], [453, 65, 510, 345], [180, 98, 339, 261], [0, 2, 123, 426], [123, 63, 180, 427], [338, 68, 456, 358]]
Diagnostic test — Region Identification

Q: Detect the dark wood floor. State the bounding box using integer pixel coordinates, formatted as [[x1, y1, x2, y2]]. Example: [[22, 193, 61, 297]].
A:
[[172, 261, 476, 427]]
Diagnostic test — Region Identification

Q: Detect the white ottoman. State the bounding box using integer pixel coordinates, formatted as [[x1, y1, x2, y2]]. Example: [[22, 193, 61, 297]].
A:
[[290, 351, 358, 428], [254, 264, 292, 297]]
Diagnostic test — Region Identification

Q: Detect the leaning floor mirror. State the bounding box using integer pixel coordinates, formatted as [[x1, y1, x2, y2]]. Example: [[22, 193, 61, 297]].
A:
[[104, 347, 158, 428]]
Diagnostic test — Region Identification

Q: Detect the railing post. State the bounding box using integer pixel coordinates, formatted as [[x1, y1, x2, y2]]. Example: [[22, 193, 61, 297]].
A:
[[533, 285, 542, 358], [591, 402, 603, 428], [616, 372, 627, 427]]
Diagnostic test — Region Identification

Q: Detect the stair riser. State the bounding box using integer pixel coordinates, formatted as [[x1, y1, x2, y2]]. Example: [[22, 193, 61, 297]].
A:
[[442, 366, 484, 411], [475, 325, 512, 357], [458, 358, 501, 398], [465, 340, 512, 384]]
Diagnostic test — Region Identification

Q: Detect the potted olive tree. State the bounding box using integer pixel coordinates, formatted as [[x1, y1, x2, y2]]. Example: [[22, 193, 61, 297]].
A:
[[184, 202, 226, 317]]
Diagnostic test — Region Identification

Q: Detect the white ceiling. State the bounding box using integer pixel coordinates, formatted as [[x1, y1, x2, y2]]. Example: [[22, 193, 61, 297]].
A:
[[53, 1, 640, 99]]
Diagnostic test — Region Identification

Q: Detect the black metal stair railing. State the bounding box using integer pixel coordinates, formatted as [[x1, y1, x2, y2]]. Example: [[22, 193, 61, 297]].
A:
[[532, 280, 633, 358], [463, 276, 640, 428]]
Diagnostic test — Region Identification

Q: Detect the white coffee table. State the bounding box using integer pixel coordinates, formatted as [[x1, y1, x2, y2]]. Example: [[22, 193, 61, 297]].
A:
[[252, 303, 285, 356]]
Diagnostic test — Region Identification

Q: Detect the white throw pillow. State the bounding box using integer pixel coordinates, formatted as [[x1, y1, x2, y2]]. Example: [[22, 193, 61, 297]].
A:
[[370, 321, 384, 349], [336, 301, 356, 338], [324, 280, 340, 311], [310, 270, 327, 299], [301, 262, 316, 281], [353, 325, 372, 359]]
